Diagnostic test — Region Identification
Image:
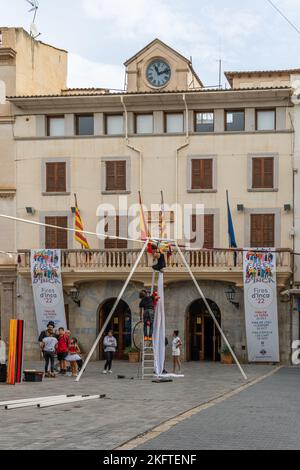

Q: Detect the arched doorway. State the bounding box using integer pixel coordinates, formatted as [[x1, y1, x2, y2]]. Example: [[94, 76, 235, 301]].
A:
[[186, 299, 221, 362], [98, 299, 132, 360]]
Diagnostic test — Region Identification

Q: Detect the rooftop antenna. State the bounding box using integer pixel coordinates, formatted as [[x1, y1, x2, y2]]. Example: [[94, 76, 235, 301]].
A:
[[26, 0, 41, 39], [217, 36, 222, 89]]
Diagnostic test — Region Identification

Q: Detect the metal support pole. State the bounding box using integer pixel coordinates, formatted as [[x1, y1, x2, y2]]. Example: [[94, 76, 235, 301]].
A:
[[76, 239, 150, 382], [176, 243, 248, 381]]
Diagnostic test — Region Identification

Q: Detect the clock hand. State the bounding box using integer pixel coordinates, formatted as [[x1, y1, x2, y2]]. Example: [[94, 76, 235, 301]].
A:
[[158, 68, 170, 76]]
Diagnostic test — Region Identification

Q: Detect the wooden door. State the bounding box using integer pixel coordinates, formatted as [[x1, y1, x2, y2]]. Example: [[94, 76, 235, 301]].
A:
[[105, 215, 128, 249], [188, 311, 221, 362], [99, 302, 131, 360], [190, 313, 205, 361]]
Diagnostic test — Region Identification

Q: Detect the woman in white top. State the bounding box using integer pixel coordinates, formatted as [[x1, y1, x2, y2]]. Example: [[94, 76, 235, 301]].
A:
[[172, 330, 182, 374]]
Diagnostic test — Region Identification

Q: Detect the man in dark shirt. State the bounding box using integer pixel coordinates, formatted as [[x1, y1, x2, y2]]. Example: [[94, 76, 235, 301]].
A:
[[38, 321, 56, 343], [139, 290, 154, 341]]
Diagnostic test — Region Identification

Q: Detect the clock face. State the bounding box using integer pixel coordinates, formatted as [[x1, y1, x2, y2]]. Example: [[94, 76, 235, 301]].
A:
[[146, 60, 171, 88]]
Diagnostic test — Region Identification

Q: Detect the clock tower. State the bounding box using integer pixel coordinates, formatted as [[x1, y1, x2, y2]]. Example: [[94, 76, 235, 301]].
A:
[[124, 38, 203, 93]]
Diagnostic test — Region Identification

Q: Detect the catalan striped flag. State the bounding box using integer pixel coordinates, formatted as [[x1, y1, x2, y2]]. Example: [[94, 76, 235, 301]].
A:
[[139, 191, 153, 254], [74, 194, 90, 250]]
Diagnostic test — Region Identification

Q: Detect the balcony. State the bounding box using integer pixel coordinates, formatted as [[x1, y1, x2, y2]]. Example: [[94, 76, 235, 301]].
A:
[[18, 248, 292, 288]]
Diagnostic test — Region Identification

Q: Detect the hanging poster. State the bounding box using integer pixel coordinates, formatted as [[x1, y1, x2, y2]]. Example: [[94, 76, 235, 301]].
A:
[[31, 249, 67, 335], [243, 249, 280, 362]]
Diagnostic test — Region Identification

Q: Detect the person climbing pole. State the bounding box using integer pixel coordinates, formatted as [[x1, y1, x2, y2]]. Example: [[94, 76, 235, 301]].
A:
[[139, 289, 155, 341], [152, 246, 166, 273]]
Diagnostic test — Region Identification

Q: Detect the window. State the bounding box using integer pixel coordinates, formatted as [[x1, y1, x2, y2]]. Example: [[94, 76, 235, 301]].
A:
[[104, 215, 128, 249], [225, 110, 245, 132], [47, 116, 65, 136], [251, 214, 275, 247], [252, 158, 274, 189], [106, 161, 126, 191], [46, 162, 66, 193], [195, 112, 214, 132], [45, 216, 68, 249], [105, 115, 124, 135], [192, 214, 214, 248], [76, 114, 94, 135], [165, 113, 184, 133], [135, 114, 153, 134], [146, 211, 174, 239], [191, 159, 213, 190], [256, 110, 275, 131]]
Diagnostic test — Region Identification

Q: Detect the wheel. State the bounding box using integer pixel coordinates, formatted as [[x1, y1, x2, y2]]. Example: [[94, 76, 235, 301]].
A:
[[132, 320, 144, 351]]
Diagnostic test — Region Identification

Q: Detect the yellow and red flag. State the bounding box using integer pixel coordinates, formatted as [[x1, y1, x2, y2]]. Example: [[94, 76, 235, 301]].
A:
[[139, 191, 149, 241], [74, 194, 90, 249], [139, 191, 153, 254]]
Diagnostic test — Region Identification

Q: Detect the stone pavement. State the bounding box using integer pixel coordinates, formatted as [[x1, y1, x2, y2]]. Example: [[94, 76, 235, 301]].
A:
[[137, 367, 300, 450], [0, 361, 276, 450]]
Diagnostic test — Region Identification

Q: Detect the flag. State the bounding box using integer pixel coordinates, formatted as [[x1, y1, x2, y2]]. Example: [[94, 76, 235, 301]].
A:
[[226, 190, 237, 248], [74, 194, 90, 249], [139, 191, 149, 241], [139, 192, 152, 253]]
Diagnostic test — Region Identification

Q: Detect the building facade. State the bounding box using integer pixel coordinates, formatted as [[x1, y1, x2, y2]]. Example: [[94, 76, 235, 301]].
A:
[[0, 27, 67, 342], [0, 32, 295, 364]]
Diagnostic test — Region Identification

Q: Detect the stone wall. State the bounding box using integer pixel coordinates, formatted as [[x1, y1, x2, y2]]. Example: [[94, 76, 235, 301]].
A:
[[15, 276, 292, 364]]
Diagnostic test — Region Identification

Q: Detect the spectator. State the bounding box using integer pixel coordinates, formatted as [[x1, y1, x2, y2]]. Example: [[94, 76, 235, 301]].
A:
[[103, 330, 117, 374], [65, 338, 81, 378], [56, 327, 70, 375], [41, 330, 58, 378], [38, 321, 56, 345], [172, 330, 182, 374]]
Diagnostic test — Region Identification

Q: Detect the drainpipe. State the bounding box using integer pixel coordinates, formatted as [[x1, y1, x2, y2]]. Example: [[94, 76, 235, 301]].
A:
[[121, 96, 143, 191], [175, 93, 190, 239]]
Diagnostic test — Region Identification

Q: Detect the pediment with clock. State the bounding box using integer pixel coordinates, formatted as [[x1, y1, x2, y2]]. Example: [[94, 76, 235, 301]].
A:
[[124, 38, 203, 93]]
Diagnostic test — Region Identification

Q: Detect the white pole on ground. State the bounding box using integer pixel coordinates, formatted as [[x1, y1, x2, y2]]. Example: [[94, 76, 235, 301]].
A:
[[0, 395, 74, 407], [5, 395, 79, 410], [38, 394, 102, 408], [76, 239, 150, 382], [175, 243, 248, 381]]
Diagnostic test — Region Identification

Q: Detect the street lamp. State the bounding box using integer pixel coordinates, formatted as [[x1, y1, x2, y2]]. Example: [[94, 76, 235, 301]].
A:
[[225, 286, 239, 309]]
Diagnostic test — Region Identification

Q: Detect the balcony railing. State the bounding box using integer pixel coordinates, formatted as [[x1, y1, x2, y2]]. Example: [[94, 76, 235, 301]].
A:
[[18, 248, 292, 273]]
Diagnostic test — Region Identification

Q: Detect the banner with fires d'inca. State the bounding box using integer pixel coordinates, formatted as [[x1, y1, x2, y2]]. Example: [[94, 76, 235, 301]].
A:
[[243, 249, 280, 363], [31, 249, 67, 335]]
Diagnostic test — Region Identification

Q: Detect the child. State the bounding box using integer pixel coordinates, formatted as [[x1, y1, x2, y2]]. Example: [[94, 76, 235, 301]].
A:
[[41, 331, 58, 378], [65, 338, 81, 377], [172, 330, 182, 374], [56, 327, 70, 375]]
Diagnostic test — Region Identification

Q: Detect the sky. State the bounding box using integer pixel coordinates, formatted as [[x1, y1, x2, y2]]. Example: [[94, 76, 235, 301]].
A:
[[1, 0, 300, 90]]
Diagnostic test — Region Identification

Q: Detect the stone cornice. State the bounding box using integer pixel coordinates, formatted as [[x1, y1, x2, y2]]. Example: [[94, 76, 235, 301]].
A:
[[0, 47, 16, 62], [0, 189, 16, 199]]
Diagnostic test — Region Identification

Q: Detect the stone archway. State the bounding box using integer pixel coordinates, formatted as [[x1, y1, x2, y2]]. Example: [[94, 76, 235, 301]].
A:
[[186, 298, 221, 362], [98, 298, 132, 360]]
